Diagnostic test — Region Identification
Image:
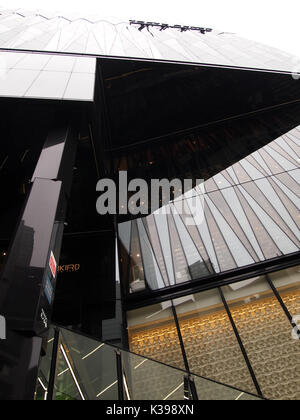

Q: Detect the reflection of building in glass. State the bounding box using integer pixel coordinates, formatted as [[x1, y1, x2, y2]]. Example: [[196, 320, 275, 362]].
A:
[[188, 259, 215, 279], [119, 130, 300, 293]]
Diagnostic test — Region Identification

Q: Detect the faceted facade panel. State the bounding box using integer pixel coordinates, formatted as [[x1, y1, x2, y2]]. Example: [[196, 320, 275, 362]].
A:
[[0, 51, 96, 100], [119, 126, 300, 293], [0, 9, 298, 72]]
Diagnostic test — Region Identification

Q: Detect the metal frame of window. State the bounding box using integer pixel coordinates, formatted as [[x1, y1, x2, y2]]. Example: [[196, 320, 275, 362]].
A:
[[218, 287, 263, 397], [125, 251, 300, 310]]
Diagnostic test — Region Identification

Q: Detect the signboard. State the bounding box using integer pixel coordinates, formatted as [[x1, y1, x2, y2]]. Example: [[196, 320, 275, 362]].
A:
[[58, 263, 80, 273], [49, 251, 57, 278]]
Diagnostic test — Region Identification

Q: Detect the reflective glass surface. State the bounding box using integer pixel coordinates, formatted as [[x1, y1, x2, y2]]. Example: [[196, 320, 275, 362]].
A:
[[127, 302, 185, 370], [174, 291, 257, 394], [121, 350, 186, 400], [55, 344, 82, 400], [222, 277, 300, 400], [37, 325, 261, 400], [57, 328, 119, 400], [118, 123, 300, 295], [0, 10, 299, 72], [103, 57, 300, 150], [191, 374, 260, 401], [269, 265, 300, 320], [34, 327, 55, 400]]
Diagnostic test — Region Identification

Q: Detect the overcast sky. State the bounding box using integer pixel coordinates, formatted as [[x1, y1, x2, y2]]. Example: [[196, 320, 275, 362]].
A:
[[1, 0, 300, 58]]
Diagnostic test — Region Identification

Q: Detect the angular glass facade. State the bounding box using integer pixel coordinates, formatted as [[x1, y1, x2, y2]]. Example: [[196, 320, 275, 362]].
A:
[[0, 7, 299, 401], [0, 9, 297, 72], [119, 126, 300, 294], [0, 51, 96, 100]]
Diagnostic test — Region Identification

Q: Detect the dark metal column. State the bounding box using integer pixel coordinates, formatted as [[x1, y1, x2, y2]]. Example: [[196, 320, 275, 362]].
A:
[[116, 350, 124, 400], [218, 288, 263, 398], [46, 328, 60, 401], [171, 302, 190, 373], [0, 123, 78, 400]]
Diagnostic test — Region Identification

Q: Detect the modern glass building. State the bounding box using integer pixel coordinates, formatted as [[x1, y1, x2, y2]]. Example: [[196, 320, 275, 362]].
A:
[[0, 8, 299, 400]]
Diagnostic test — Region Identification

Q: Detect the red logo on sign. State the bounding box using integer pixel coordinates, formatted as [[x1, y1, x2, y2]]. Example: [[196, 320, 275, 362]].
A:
[[49, 251, 57, 278]]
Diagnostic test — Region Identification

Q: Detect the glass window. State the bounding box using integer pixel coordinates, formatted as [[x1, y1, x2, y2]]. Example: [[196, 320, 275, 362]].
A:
[[127, 302, 185, 371], [144, 215, 170, 287], [167, 211, 191, 284], [174, 290, 258, 395], [222, 276, 300, 400], [171, 205, 206, 279], [154, 213, 175, 285], [129, 220, 146, 293], [191, 374, 260, 400], [121, 350, 186, 400], [55, 345, 82, 400], [59, 328, 118, 400], [35, 327, 55, 400], [136, 219, 165, 290]]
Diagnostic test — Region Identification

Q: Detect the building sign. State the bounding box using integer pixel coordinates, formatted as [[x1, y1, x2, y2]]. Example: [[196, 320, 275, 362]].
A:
[[40, 308, 48, 329], [49, 251, 57, 278], [58, 264, 81, 273]]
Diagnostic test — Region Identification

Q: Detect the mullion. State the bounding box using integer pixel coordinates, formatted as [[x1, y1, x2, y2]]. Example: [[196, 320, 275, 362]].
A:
[[218, 287, 263, 398]]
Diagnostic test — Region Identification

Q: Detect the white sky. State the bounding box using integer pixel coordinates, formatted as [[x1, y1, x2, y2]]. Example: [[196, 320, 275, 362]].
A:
[[1, 0, 300, 58]]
